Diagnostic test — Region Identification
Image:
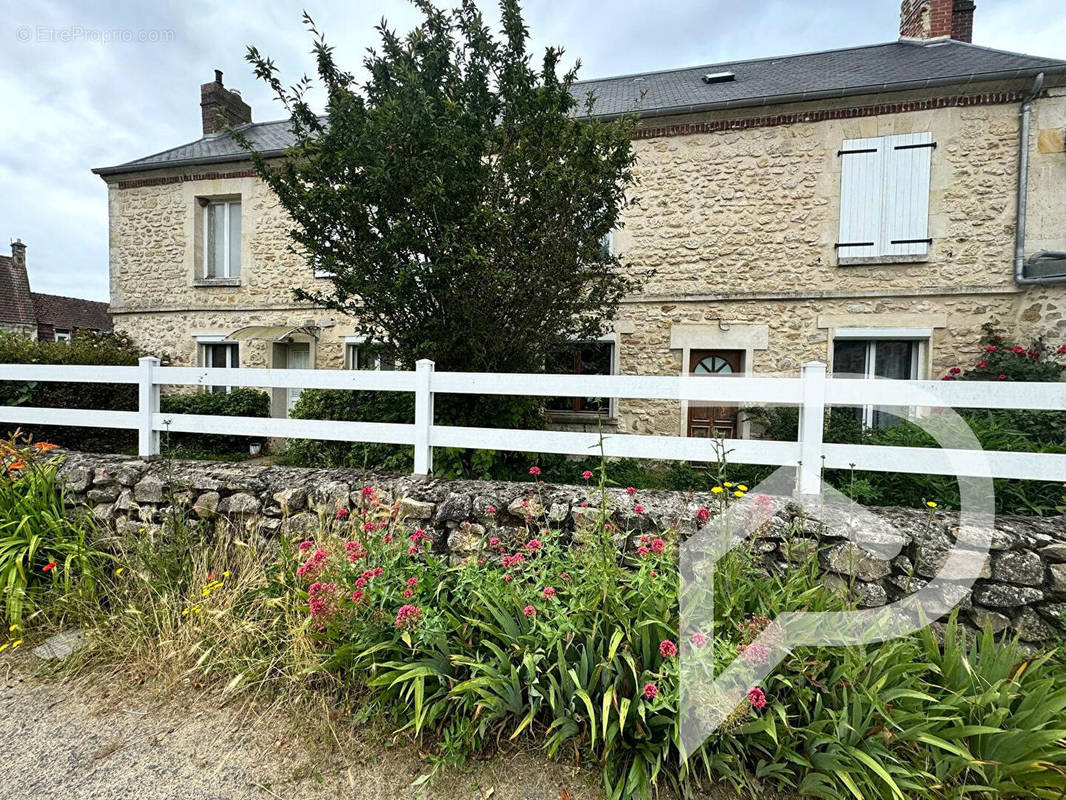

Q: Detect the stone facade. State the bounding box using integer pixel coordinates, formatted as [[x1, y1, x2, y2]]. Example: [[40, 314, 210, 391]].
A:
[[57, 451, 1066, 643], [101, 77, 1066, 433]]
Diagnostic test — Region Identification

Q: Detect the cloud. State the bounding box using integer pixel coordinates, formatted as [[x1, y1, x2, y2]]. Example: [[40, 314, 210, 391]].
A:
[[0, 0, 1062, 302]]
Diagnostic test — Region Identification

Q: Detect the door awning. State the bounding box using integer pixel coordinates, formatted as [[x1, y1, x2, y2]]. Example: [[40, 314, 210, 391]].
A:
[[225, 324, 320, 342]]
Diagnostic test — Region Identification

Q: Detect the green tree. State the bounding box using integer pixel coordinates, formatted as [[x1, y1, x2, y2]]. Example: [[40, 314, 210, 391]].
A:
[[240, 0, 642, 374]]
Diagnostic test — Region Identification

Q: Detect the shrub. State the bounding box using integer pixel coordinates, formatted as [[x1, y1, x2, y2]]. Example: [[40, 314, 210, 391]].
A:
[[159, 388, 271, 456], [0, 330, 160, 452]]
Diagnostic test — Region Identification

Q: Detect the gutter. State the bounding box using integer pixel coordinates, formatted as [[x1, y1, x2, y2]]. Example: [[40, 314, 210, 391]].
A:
[[1012, 72, 1066, 285], [94, 65, 1066, 178]]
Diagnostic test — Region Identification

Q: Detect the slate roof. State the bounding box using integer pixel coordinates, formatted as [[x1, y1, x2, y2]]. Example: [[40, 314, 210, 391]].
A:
[[0, 252, 36, 327], [94, 39, 1066, 177], [32, 293, 113, 333]]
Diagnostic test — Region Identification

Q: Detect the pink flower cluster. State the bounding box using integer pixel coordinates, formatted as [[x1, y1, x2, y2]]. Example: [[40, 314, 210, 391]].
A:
[[395, 604, 422, 628], [501, 553, 526, 569], [297, 549, 330, 579], [308, 582, 339, 627], [690, 631, 708, 648], [344, 540, 367, 562], [659, 639, 677, 658], [747, 687, 767, 710]]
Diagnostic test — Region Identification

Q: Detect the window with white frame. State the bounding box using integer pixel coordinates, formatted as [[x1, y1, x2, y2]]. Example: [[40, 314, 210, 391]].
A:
[[836, 132, 934, 261], [546, 338, 616, 416], [345, 341, 396, 371], [202, 199, 241, 279], [53, 329, 72, 343], [832, 331, 927, 429], [200, 340, 238, 393]]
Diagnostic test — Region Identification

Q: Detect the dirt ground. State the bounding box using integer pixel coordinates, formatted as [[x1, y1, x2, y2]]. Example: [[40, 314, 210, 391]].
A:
[[0, 657, 606, 800]]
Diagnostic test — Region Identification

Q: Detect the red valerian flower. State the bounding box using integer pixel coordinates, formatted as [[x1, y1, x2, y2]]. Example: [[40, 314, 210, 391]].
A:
[[297, 549, 330, 579], [525, 539, 543, 552], [408, 545, 419, 555], [407, 577, 418, 588], [403, 589, 413, 598], [528, 465, 541, 476], [625, 486, 636, 495], [350, 589, 364, 604], [486, 505, 497, 514], [395, 604, 422, 628], [542, 586, 556, 599], [643, 683, 658, 699], [747, 687, 767, 710], [503, 573, 513, 583], [560, 571, 571, 582], [636, 546, 650, 557], [696, 507, 711, 525], [739, 642, 770, 664], [523, 605, 536, 617], [977, 360, 988, 368], [949, 366, 961, 375], [43, 560, 57, 573], [999, 374, 1008, 380], [650, 538, 665, 554], [633, 504, 645, 515], [363, 521, 377, 533], [360, 486, 375, 498], [383, 534, 393, 543], [298, 540, 314, 553], [1011, 346, 1026, 354], [984, 345, 998, 352], [581, 470, 593, 480], [659, 639, 678, 658], [488, 536, 500, 547], [335, 508, 349, 520], [1059, 345, 1066, 354], [941, 375, 954, 381], [344, 541, 366, 562], [690, 631, 708, 648]]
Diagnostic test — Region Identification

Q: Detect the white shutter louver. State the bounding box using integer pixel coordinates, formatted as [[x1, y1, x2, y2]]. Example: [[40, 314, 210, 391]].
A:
[[837, 132, 933, 261]]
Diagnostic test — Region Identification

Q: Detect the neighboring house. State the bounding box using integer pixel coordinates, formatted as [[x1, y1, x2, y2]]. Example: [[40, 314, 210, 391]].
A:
[[0, 239, 113, 342], [93, 0, 1066, 438]]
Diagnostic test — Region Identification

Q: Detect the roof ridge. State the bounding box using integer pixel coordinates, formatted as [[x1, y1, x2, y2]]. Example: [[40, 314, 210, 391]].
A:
[[574, 41, 905, 85], [31, 290, 109, 305], [930, 37, 1066, 65]]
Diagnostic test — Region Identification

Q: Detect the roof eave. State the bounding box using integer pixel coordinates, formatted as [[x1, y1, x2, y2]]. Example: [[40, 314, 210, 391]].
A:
[[586, 64, 1066, 122], [91, 147, 287, 178]]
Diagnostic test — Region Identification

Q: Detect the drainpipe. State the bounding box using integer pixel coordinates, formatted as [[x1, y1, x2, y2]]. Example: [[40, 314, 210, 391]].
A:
[[1013, 72, 1060, 285]]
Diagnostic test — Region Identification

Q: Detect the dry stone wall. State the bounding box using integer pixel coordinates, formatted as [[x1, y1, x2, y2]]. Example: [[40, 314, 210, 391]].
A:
[[58, 452, 1066, 644]]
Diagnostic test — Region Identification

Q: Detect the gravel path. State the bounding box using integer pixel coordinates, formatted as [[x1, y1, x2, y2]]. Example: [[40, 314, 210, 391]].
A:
[[0, 659, 602, 800]]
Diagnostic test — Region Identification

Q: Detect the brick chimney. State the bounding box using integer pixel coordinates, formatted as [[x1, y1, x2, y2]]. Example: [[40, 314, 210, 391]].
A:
[[900, 0, 976, 42], [200, 69, 252, 136]]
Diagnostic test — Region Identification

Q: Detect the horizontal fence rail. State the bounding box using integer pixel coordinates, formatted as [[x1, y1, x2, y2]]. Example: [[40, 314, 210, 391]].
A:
[[2, 357, 1065, 495]]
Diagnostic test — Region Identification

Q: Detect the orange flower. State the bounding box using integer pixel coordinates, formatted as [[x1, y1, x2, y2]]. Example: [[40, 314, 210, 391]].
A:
[[43, 560, 57, 572], [7, 460, 25, 471], [33, 442, 59, 452]]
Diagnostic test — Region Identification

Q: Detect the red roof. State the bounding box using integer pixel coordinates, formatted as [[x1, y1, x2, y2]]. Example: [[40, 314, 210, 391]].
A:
[[32, 292, 112, 333]]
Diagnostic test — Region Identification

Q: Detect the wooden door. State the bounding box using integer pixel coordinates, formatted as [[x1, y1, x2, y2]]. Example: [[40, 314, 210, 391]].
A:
[[687, 350, 743, 438]]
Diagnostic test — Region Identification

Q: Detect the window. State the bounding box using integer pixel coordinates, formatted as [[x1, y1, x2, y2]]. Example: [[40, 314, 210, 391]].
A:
[[53, 329, 72, 343], [832, 336, 923, 428], [201, 341, 238, 394], [203, 199, 241, 279], [546, 340, 615, 415], [345, 341, 396, 371], [837, 132, 934, 261]]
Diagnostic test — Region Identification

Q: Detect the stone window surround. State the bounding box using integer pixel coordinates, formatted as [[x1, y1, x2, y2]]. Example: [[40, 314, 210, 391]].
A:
[[545, 332, 620, 425], [184, 175, 255, 289], [816, 312, 947, 380], [669, 322, 769, 438], [195, 333, 238, 394]]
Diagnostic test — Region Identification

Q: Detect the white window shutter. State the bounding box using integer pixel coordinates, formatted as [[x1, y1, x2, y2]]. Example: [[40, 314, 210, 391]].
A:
[[880, 132, 933, 258], [837, 137, 885, 259]]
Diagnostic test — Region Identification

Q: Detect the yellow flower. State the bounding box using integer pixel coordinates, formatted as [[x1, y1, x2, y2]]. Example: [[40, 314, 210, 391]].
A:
[[0, 644, 8, 653], [222, 571, 231, 578], [202, 588, 212, 597], [8, 624, 18, 632], [733, 491, 745, 498], [114, 567, 125, 577], [737, 485, 748, 492], [926, 501, 938, 509], [10, 639, 22, 649], [724, 482, 734, 488], [711, 486, 724, 494]]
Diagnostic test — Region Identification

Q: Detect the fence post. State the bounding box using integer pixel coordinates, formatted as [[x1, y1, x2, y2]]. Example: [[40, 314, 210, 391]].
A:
[[798, 361, 826, 498], [413, 359, 435, 475], [138, 356, 161, 459]]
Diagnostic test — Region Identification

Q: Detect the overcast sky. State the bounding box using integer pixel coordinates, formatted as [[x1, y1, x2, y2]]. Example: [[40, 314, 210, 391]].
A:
[[1, 0, 1064, 302]]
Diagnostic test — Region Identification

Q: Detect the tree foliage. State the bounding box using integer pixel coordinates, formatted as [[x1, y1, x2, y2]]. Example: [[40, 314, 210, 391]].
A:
[[240, 0, 642, 373]]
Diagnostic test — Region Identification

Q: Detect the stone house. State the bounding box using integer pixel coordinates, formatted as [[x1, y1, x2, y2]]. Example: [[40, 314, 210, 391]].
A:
[[0, 239, 112, 342], [93, 0, 1066, 435]]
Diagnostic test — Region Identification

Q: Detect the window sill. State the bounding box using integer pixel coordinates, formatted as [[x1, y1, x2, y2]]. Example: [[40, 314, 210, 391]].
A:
[[193, 278, 242, 288], [545, 411, 618, 426], [838, 254, 930, 267]]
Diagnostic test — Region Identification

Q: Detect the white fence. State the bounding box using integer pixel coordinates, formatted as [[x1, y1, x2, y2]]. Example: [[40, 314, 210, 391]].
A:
[[2, 358, 1066, 495]]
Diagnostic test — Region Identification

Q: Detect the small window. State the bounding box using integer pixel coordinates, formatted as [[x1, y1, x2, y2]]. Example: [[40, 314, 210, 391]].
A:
[[832, 338, 922, 428], [837, 132, 933, 261], [201, 341, 238, 394], [546, 340, 615, 415], [345, 342, 396, 371], [53, 329, 72, 343], [203, 200, 241, 279]]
